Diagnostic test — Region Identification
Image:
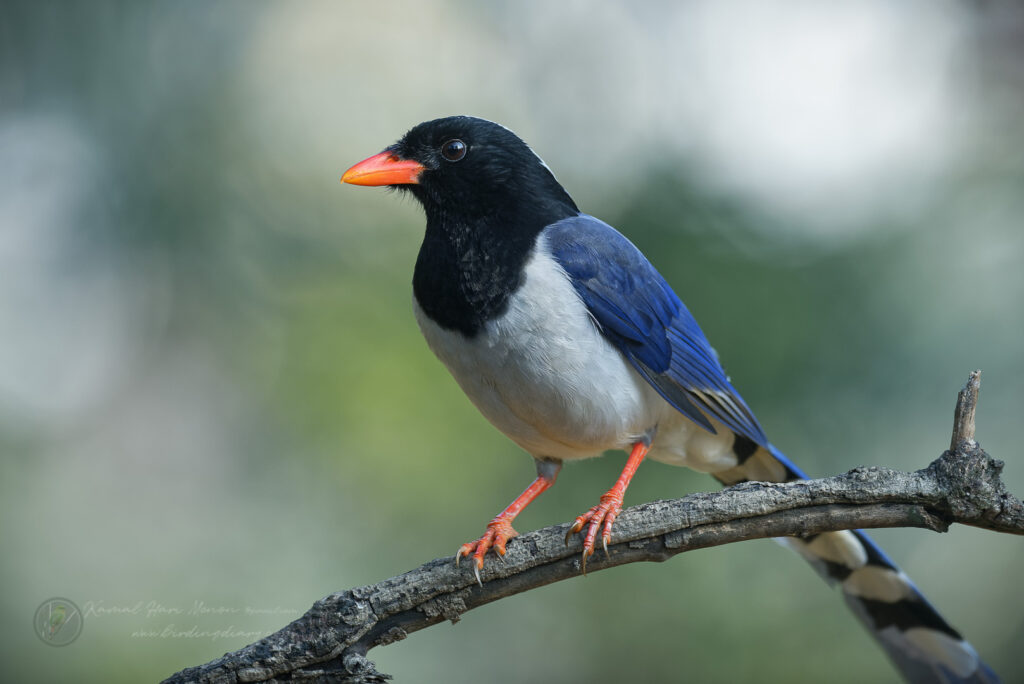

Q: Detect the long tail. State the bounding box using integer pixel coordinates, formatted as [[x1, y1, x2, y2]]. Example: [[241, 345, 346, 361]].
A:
[[711, 438, 998, 683]]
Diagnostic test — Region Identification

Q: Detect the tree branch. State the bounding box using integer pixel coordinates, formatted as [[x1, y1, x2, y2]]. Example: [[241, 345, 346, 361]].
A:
[[163, 373, 1024, 684]]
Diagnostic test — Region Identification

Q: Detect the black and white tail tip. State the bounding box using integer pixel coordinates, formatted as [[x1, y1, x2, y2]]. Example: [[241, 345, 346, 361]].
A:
[[715, 440, 997, 683]]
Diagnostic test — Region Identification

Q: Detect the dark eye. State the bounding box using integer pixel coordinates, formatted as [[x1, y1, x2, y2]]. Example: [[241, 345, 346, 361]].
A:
[[440, 139, 467, 162]]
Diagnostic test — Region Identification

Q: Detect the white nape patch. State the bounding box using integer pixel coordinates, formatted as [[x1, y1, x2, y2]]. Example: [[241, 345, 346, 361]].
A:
[[807, 530, 868, 568], [488, 118, 556, 174], [842, 566, 915, 602], [902, 628, 979, 678], [533, 151, 554, 175]]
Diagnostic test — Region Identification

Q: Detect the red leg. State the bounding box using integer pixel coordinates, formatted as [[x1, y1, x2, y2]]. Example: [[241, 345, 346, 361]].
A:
[[456, 460, 560, 585], [566, 441, 649, 573]]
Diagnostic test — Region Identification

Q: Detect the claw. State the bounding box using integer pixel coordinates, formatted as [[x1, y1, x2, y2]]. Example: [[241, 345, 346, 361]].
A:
[[455, 517, 519, 583], [564, 518, 583, 546], [565, 511, 593, 546], [567, 491, 624, 573], [581, 547, 594, 575]]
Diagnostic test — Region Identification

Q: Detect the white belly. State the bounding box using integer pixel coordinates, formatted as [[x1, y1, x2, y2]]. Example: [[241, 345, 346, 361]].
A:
[[414, 242, 666, 460]]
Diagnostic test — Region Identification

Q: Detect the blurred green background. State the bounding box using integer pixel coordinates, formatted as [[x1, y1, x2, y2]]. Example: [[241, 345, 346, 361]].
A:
[[2, 1, 1023, 682]]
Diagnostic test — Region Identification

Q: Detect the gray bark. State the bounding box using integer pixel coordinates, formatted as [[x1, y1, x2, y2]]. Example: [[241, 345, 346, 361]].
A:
[[162, 371, 1023, 684]]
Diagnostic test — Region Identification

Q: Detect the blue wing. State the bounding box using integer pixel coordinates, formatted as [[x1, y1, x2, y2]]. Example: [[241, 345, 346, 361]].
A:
[[545, 214, 768, 447]]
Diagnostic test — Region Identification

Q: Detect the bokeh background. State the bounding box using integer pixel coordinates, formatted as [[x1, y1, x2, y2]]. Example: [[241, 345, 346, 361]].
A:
[[3, 1, 1023, 682]]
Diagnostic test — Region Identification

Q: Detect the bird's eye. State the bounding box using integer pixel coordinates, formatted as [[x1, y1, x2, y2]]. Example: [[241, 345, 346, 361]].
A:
[[440, 139, 467, 162]]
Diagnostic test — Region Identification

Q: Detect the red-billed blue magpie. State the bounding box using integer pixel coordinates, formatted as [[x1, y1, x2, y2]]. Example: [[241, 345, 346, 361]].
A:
[[342, 115, 996, 683]]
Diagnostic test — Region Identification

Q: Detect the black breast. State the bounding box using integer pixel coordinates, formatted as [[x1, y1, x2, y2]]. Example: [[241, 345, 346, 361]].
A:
[[412, 215, 538, 337]]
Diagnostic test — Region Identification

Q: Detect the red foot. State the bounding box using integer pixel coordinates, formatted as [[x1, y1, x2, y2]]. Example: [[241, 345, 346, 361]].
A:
[[453, 472, 556, 585], [564, 441, 649, 574], [456, 516, 518, 582], [565, 490, 623, 573]]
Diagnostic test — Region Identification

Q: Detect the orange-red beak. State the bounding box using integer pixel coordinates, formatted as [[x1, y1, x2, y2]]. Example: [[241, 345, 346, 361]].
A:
[[341, 151, 425, 186]]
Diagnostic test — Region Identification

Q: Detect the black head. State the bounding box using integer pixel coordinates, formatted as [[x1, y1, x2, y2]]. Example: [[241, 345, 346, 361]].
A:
[[341, 116, 580, 336], [343, 115, 578, 226]]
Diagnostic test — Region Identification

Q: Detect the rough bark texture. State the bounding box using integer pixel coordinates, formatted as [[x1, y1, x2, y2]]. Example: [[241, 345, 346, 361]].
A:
[[163, 372, 1023, 684]]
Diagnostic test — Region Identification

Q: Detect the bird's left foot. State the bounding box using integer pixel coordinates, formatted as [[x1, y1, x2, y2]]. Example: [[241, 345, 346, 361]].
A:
[[565, 488, 624, 574], [455, 517, 518, 586]]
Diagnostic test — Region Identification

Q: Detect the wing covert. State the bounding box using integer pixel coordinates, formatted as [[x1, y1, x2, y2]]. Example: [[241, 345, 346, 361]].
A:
[[545, 214, 768, 446]]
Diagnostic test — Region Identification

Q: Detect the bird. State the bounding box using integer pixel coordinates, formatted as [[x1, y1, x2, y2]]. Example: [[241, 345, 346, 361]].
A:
[[341, 115, 996, 683]]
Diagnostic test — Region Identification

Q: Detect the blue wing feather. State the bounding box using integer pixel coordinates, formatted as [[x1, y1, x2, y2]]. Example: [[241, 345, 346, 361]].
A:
[[546, 214, 769, 446]]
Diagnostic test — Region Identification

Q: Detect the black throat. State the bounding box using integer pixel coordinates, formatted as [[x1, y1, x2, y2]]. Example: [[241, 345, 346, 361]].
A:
[[413, 200, 575, 337]]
